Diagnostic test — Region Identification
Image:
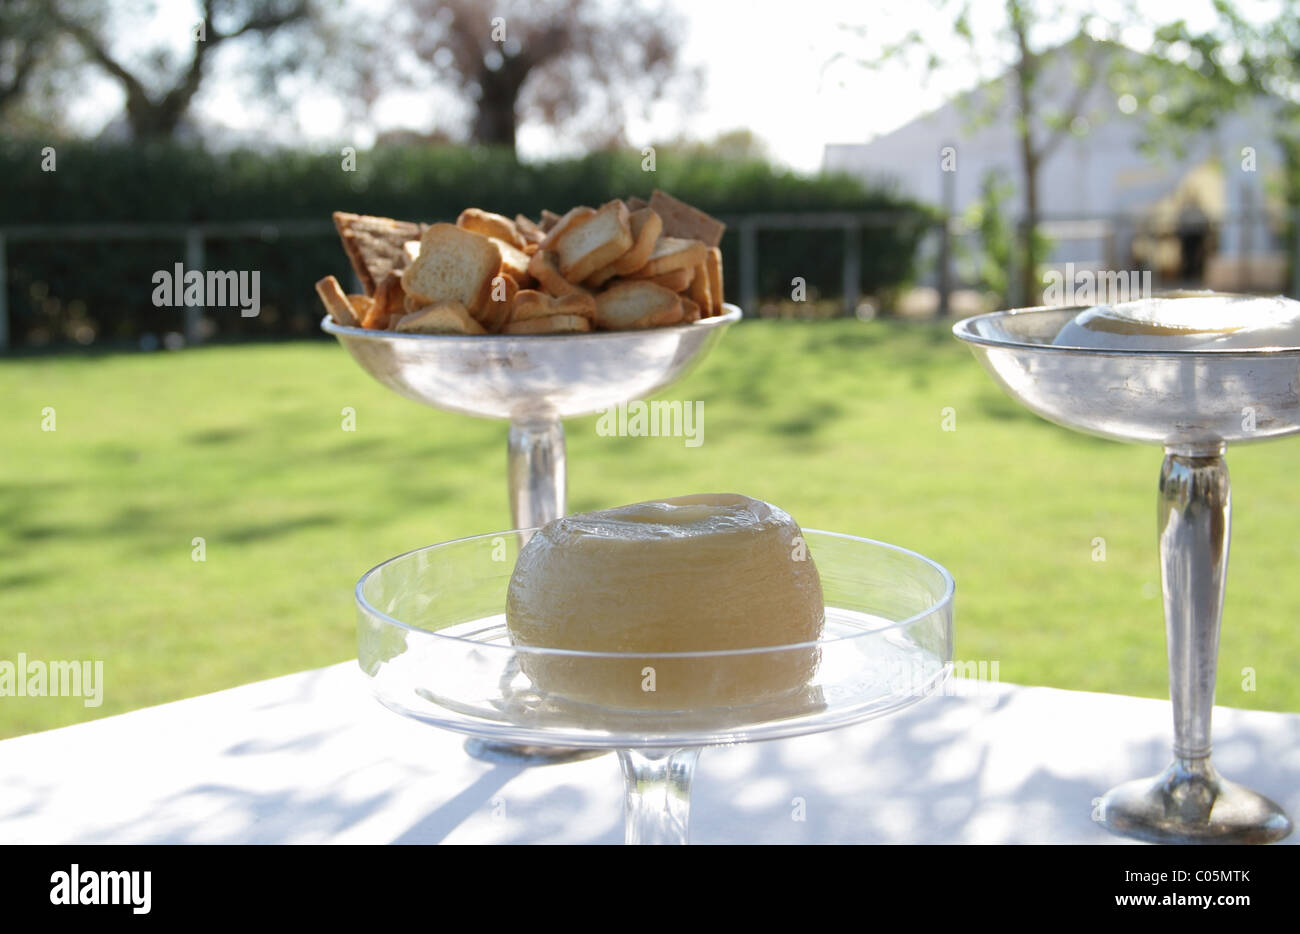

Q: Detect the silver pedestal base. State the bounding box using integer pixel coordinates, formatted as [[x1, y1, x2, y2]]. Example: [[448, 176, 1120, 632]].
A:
[[1100, 758, 1293, 844]]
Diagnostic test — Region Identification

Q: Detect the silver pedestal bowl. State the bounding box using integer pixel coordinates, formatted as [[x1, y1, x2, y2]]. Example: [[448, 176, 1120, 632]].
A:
[[954, 302, 1295, 844], [323, 305, 742, 764]]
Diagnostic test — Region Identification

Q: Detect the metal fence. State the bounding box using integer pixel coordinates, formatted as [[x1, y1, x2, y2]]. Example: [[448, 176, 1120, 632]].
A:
[[1, 208, 1297, 351]]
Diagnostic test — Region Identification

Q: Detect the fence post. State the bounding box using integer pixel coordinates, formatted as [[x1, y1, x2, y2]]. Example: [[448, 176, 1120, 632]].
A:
[[184, 227, 204, 346], [0, 233, 7, 352], [739, 219, 757, 317], [1239, 182, 1254, 292], [936, 215, 951, 317], [842, 223, 860, 317], [1293, 207, 1300, 300]]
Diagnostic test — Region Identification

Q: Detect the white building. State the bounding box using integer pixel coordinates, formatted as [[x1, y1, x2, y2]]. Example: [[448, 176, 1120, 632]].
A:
[[823, 42, 1291, 293]]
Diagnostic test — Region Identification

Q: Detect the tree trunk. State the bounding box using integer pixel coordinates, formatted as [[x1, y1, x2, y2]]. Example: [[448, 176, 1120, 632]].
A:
[[472, 65, 522, 152], [1019, 135, 1040, 305]]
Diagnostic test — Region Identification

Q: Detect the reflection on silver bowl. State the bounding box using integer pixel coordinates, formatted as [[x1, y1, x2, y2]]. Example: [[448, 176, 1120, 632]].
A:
[[954, 305, 1300, 448], [322, 305, 742, 422]]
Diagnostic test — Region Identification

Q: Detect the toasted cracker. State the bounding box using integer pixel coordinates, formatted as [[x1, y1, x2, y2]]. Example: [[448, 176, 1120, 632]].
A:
[[688, 260, 712, 318], [400, 223, 501, 314], [555, 200, 633, 283], [634, 237, 708, 278], [705, 246, 723, 316], [642, 266, 694, 292], [394, 300, 487, 335], [539, 206, 595, 251], [609, 208, 663, 277], [457, 208, 526, 249], [315, 275, 359, 327], [648, 190, 725, 247], [593, 281, 684, 330], [509, 289, 597, 324], [503, 313, 592, 335], [479, 273, 519, 332], [527, 250, 589, 298], [491, 236, 534, 287], [363, 272, 406, 329], [332, 211, 425, 296], [348, 294, 373, 320], [515, 214, 545, 245]]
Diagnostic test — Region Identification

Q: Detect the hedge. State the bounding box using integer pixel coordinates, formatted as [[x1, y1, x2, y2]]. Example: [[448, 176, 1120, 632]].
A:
[[0, 141, 933, 347]]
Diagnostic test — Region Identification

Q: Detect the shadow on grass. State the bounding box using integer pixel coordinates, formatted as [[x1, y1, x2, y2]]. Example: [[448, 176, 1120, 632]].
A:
[[771, 400, 843, 437], [185, 427, 250, 446], [223, 514, 337, 544], [0, 570, 50, 590]]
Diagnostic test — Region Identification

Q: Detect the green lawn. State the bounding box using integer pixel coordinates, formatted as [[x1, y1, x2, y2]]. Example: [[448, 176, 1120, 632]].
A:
[[3, 319, 1299, 739]]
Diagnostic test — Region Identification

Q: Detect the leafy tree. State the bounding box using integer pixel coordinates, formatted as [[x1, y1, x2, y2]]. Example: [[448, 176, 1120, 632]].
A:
[[845, 0, 1109, 304], [400, 0, 699, 153], [0, 1, 55, 116], [48, 0, 313, 140]]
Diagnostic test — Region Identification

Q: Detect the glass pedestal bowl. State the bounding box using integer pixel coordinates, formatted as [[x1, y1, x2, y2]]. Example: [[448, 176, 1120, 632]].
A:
[[356, 529, 954, 844], [325, 306, 741, 764]]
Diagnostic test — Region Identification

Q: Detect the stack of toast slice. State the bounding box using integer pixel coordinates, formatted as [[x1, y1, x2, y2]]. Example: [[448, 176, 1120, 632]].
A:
[[315, 190, 726, 335]]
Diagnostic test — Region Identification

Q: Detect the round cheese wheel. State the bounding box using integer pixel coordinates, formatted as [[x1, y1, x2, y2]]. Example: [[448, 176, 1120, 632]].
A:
[[1052, 293, 1300, 351], [505, 494, 824, 710]]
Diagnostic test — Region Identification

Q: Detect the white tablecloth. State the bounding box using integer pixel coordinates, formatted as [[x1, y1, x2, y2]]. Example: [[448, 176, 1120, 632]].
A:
[[2, 664, 1296, 844]]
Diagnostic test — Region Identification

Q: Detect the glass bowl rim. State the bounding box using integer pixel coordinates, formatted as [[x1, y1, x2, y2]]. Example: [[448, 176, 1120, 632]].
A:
[[953, 299, 1300, 358], [355, 527, 955, 659]]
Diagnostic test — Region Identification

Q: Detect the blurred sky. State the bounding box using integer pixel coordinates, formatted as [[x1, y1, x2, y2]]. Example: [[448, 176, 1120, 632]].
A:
[[65, 0, 1255, 172]]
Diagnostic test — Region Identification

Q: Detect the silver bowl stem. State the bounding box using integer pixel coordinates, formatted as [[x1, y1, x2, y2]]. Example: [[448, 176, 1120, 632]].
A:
[[1099, 445, 1291, 843], [508, 419, 565, 533], [464, 417, 607, 766]]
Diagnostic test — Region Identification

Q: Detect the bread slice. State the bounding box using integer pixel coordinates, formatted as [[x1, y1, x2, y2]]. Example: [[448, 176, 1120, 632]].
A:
[[401, 223, 501, 314], [705, 246, 723, 316], [515, 214, 545, 245], [583, 263, 622, 290], [509, 289, 597, 324], [554, 201, 633, 283], [688, 260, 712, 319], [634, 237, 708, 279], [609, 208, 663, 276], [315, 275, 359, 327], [332, 212, 425, 295], [503, 314, 592, 335], [527, 250, 589, 298], [363, 272, 407, 329], [491, 237, 534, 287], [593, 281, 684, 330], [626, 196, 648, 212], [403, 240, 421, 264], [648, 190, 725, 247], [641, 266, 694, 292], [348, 293, 374, 321], [457, 208, 526, 249], [680, 297, 702, 323], [538, 209, 562, 232], [539, 206, 594, 250], [394, 300, 487, 335], [478, 273, 519, 332]]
